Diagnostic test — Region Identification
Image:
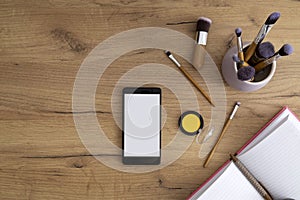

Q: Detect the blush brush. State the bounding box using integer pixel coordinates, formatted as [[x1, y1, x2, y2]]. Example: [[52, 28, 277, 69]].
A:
[[248, 41, 275, 65], [254, 44, 293, 72], [232, 55, 255, 81], [237, 66, 255, 81], [244, 12, 280, 62]]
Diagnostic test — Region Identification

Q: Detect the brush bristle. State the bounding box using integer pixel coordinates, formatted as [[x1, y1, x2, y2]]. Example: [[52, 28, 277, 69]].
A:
[[237, 66, 255, 81], [256, 42, 275, 58], [196, 17, 212, 32], [265, 12, 280, 25], [232, 55, 241, 63], [278, 44, 293, 56], [165, 50, 171, 56], [235, 28, 242, 37]]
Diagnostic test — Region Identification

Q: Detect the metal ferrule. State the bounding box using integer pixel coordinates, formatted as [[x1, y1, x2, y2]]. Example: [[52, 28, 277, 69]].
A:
[[237, 37, 243, 52], [196, 31, 208, 45], [254, 24, 274, 44], [168, 54, 181, 67], [266, 54, 280, 65], [274, 53, 281, 60], [230, 103, 240, 119]]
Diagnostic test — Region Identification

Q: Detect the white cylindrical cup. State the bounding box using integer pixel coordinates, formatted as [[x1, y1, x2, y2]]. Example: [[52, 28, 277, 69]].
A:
[[221, 43, 276, 92]]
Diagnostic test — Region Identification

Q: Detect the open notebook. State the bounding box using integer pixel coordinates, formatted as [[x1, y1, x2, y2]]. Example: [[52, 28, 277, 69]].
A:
[[188, 107, 300, 200]]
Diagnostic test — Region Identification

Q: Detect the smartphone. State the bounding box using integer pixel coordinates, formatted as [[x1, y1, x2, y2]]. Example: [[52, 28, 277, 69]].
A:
[[122, 87, 161, 165]]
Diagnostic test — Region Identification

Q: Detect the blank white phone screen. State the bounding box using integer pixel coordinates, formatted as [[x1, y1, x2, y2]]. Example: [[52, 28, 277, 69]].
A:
[[124, 94, 160, 157]]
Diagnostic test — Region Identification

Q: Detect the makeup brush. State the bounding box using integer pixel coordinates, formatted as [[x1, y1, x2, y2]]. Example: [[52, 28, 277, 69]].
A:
[[248, 42, 275, 65], [235, 28, 248, 67], [203, 102, 241, 168], [244, 12, 281, 62], [232, 55, 243, 64], [237, 66, 255, 81], [232, 55, 255, 81], [192, 17, 212, 69], [254, 44, 293, 72], [165, 50, 215, 106]]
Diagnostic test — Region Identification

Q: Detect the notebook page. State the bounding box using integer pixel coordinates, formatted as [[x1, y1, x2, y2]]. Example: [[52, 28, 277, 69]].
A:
[[189, 162, 230, 200], [196, 162, 263, 200], [238, 109, 291, 155], [238, 115, 300, 199]]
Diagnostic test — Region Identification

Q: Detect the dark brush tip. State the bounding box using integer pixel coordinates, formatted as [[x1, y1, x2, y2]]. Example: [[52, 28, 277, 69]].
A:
[[196, 17, 212, 32], [256, 42, 275, 58], [237, 66, 255, 81], [164, 50, 171, 56], [265, 12, 280, 25], [235, 28, 242, 37], [278, 44, 293, 56]]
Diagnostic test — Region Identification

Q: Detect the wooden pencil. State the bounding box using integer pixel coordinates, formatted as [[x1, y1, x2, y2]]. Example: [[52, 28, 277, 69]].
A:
[[230, 154, 273, 200]]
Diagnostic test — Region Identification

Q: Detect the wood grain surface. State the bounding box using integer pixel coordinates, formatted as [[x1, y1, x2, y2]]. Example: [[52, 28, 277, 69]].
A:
[[1, 0, 300, 199]]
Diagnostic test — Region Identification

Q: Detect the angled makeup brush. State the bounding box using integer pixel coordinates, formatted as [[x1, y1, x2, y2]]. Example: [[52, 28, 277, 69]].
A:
[[254, 44, 293, 72], [192, 17, 212, 69], [244, 12, 281, 62], [235, 28, 248, 67], [165, 50, 215, 106], [248, 41, 275, 65], [233, 55, 255, 81]]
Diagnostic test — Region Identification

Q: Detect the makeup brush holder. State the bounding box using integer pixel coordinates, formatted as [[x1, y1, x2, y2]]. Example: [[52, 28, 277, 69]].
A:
[[221, 43, 276, 92]]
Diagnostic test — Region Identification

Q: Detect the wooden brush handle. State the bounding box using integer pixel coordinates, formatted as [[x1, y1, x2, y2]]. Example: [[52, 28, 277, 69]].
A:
[[238, 51, 244, 62], [192, 44, 205, 69], [244, 42, 257, 62], [254, 58, 274, 72], [203, 119, 231, 168], [240, 60, 250, 68], [179, 66, 214, 106]]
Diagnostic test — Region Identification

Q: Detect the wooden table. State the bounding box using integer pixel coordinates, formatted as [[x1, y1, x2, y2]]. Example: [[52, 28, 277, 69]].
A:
[[1, 1, 300, 199]]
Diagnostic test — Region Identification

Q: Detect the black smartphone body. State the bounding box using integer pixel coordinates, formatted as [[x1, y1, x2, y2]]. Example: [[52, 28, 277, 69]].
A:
[[122, 87, 161, 165]]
